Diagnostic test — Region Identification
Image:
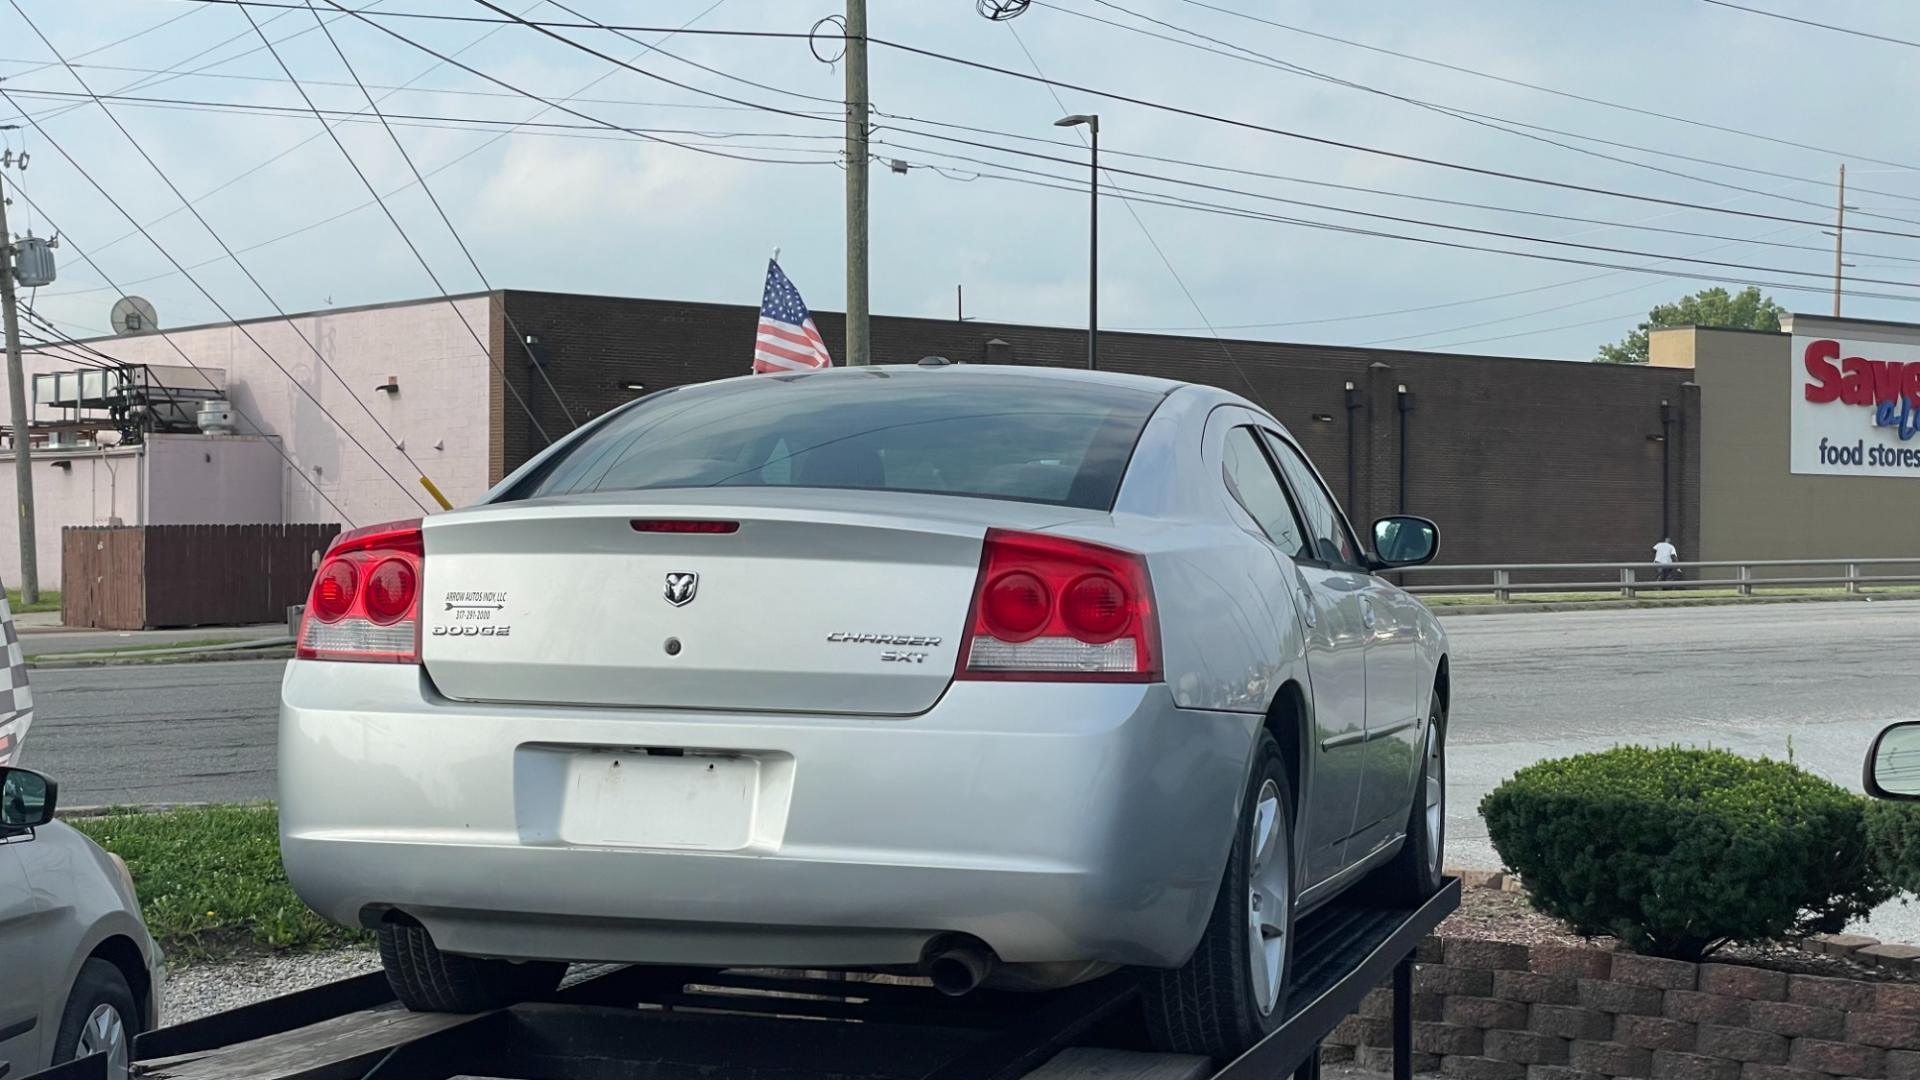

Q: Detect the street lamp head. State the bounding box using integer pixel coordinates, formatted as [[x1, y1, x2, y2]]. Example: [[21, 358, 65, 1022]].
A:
[[1054, 114, 1099, 132]]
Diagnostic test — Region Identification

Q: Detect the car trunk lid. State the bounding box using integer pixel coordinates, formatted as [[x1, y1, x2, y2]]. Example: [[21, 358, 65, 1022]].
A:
[[419, 490, 1099, 715]]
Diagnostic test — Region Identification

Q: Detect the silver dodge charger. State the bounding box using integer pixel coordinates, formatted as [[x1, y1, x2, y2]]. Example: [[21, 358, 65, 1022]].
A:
[[280, 364, 1450, 1060]]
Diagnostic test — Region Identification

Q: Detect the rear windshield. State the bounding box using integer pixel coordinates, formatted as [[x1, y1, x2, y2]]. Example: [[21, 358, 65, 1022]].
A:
[[508, 369, 1165, 510]]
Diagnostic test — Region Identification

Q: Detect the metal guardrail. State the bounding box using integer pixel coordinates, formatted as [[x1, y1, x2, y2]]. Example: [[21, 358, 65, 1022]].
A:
[[1399, 557, 1920, 602]]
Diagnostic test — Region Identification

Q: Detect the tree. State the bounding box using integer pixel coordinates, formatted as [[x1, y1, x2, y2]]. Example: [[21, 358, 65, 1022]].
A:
[[1596, 286, 1786, 364]]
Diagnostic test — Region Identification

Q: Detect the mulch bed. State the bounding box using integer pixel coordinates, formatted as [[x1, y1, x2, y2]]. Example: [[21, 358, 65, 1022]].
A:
[[1439, 885, 1920, 984]]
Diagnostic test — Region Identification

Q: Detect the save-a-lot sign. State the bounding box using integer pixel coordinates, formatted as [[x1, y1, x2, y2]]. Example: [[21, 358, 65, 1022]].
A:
[[1792, 336, 1920, 475]]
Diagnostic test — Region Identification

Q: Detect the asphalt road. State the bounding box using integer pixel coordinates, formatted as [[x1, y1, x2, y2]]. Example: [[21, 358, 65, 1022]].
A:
[[21, 659, 284, 806], [16, 599, 1920, 937]]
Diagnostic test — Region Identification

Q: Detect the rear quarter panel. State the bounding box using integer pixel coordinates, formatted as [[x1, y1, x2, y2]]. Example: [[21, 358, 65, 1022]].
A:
[[1062, 387, 1309, 715]]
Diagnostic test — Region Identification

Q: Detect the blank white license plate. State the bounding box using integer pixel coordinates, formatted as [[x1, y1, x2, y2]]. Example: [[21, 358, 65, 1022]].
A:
[[557, 751, 759, 850]]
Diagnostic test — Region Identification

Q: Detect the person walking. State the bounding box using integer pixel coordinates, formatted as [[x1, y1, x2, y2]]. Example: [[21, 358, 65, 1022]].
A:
[[1653, 537, 1680, 582]]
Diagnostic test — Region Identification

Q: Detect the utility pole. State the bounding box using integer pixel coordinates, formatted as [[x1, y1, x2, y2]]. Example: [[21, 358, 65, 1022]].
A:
[[0, 161, 38, 604], [844, 0, 871, 366], [1833, 163, 1847, 318]]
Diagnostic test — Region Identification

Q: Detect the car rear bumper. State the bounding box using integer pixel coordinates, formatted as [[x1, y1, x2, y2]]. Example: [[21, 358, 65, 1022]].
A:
[[279, 662, 1260, 970]]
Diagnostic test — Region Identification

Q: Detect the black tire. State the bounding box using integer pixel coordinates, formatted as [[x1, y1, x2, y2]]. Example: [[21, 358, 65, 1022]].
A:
[[1370, 692, 1447, 904], [1143, 731, 1296, 1061], [52, 958, 138, 1078], [377, 921, 566, 1013]]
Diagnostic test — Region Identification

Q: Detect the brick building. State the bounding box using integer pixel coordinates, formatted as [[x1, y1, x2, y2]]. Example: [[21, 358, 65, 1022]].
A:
[[17, 286, 1899, 586]]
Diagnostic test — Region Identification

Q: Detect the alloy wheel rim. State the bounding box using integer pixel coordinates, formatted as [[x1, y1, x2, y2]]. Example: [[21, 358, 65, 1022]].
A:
[[78, 1003, 129, 1079], [1424, 718, 1445, 877], [1246, 778, 1289, 1016]]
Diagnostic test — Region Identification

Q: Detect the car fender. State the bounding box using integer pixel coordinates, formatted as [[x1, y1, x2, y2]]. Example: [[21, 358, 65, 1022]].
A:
[[20, 822, 160, 1038]]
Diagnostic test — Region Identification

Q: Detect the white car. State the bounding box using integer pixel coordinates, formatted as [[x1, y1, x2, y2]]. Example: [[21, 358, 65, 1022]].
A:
[[280, 365, 1449, 1060]]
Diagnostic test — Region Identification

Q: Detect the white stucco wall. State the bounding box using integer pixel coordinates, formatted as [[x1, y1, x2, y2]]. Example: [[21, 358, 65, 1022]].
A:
[[0, 295, 495, 590]]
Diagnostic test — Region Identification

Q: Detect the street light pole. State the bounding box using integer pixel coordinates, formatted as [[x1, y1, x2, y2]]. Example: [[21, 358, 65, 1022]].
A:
[[1055, 113, 1099, 370]]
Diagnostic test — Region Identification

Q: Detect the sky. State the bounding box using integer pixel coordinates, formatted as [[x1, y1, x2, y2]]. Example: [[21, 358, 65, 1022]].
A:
[[3, 0, 1920, 364]]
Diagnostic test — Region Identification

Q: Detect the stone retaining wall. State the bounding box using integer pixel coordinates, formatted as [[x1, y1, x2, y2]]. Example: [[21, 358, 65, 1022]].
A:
[[1325, 937, 1920, 1079]]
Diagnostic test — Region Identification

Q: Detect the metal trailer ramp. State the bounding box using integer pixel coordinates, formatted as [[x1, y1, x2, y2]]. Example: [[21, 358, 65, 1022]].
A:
[[30, 881, 1458, 1080]]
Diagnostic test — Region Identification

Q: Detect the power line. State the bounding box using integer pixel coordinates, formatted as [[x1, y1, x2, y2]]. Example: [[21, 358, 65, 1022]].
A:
[[875, 134, 1920, 292], [885, 149, 1920, 306], [1, 0, 541, 266], [306, 0, 837, 166], [1697, 0, 1920, 51], [3, 80, 1894, 268], [3, 0, 374, 128], [244, 0, 570, 436], [0, 88, 844, 147], [1009, 19, 1273, 404], [1420, 310, 1650, 353], [1358, 226, 1811, 347], [867, 34, 1920, 243], [0, 2, 208, 80], [1172, 0, 1920, 177], [0, 176, 357, 525], [0, 57, 844, 117], [165, 0, 815, 37], [12, 77, 1888, 272], [873, 110, 1920, 266], [36, 2, 761, 306], [0, 4, 432, 513], [1039, 0, 1920, 224]]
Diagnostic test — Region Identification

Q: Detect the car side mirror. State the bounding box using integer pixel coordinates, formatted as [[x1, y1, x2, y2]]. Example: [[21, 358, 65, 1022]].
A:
[[1368, 515, 1439, 571], [0, 766, 56, 831], [1866, 722, 1920, 800]]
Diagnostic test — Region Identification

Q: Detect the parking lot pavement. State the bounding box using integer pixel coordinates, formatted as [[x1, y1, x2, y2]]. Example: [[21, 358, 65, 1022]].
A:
[[1444, 598, 1920, 942]]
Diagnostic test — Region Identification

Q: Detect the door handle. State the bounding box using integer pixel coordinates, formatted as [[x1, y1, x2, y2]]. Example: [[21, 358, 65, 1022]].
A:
[[1297, 586, 1317, 628], [1360, 596, 1377, 629]]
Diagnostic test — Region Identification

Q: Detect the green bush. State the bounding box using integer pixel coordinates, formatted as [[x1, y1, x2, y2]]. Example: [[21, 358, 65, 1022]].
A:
[[1481, 746, 1888, 960], [1867, 799, 1920, 894]]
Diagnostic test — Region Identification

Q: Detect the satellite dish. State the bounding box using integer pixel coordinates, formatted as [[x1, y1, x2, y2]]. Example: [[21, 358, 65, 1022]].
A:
[[109, 295, 158, 336]]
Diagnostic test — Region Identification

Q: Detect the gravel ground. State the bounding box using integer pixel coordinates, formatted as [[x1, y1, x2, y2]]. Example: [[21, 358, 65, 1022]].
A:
[[162, 946, 382, 1025]]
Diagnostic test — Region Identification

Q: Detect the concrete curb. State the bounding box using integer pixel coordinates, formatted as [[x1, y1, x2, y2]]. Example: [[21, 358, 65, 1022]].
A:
[[29, 646, 295, 670], [1430, 593, 1891, 617], [59, 801, 217, 818]]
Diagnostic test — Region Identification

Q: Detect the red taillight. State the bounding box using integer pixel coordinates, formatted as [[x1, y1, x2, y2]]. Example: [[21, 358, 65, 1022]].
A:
[[957, 529, 1161, 682], [297, 520, 423, 664], [983, 571, 1050, 640], [312, 561, 357, 622]]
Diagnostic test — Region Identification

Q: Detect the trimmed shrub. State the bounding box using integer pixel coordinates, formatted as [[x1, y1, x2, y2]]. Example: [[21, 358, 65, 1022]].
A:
[[1481, 747, 1888, 961], [1867, 798, 1920, 894]]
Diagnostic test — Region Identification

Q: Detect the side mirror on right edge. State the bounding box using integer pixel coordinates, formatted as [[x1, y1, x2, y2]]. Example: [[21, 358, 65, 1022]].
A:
[[1866, 722, 1920, 801], [0, 766, 56, 831], [1368, 515, 1440, 572]]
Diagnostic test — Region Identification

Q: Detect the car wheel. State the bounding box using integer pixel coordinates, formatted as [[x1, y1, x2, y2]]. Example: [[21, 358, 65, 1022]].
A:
[[1143, 731, 1295, 1060], [377, 921, 566, 1013], [52, 959, 137, 1080], [1371, 692, 1446, 904]]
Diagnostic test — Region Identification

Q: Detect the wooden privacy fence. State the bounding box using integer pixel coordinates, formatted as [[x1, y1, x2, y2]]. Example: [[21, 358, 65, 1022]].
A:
[[62, 523, 340, 630]]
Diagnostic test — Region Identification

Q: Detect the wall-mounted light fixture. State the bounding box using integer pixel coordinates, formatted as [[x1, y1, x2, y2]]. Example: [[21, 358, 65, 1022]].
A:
[[375, 376, 399, 395]]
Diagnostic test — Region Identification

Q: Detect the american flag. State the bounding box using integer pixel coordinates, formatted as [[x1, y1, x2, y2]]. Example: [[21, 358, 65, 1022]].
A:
[[753, 259, 833, 373]]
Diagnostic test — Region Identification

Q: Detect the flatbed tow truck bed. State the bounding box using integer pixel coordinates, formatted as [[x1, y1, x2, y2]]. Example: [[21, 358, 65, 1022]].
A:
[[31, 881, 1458, 1080]]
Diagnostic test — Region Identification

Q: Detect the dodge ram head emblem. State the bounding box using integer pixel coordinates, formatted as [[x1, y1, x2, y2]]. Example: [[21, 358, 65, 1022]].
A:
[[663, 572, 699, 607]]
